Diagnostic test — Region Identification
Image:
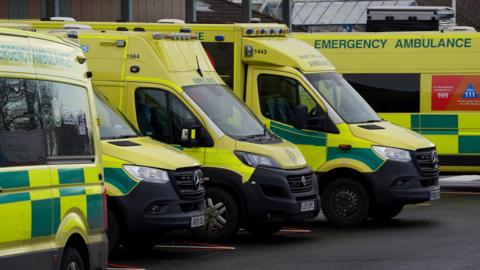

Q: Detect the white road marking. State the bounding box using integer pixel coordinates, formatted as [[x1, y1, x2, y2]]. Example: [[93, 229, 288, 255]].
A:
[[154, 244, 236, 250], [440, 175, 480, 182], [280, 228, 312, 233]]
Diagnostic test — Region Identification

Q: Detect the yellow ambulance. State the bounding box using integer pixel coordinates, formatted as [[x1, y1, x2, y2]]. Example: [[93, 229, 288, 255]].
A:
[[293, 31, 480, 174], [58, 28, 319, 241], [0, 28, 107, 269], [7, 21, 442, 226], [95, 93, 205, 252]]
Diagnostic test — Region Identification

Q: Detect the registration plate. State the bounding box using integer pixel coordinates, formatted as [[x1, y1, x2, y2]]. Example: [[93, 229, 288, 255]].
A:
[[429, 190, 441, 201], [300, 200, 315, 212], [191, 215, 205, 228]]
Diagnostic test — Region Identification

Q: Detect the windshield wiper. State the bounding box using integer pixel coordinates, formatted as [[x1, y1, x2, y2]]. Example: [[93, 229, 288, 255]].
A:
[[354, 119, 383, 124], [238, 134, 264, 141], [103, 135, 138, 140]]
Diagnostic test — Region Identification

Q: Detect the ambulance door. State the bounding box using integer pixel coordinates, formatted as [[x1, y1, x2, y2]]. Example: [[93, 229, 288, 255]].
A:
[[126, 82, 208, 163], [43, 79, 102, 242], [247, 67, 330, 170], [0, 77, 53, 266]]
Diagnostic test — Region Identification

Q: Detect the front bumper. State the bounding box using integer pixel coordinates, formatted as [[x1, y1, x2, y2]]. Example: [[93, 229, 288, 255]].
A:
[[111, 179, 205, 233], [240, 166, 320, 228], [366, 159, 440, 205]]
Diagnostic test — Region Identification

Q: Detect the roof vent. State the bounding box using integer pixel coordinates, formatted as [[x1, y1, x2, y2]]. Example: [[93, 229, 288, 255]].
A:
[[63, 24, 92, 30], [157, 19, 185, 24], [50, 17, 76, 22]]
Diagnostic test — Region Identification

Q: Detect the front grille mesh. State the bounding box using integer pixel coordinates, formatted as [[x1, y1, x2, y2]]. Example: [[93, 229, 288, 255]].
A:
[[287, 174, 314, 194], [174, 169, 205, 200], [414, 148, 440, 177]]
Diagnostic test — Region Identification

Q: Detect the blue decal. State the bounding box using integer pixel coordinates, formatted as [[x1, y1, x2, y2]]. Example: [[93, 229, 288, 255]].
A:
[[80, 45, 89, 53], [462, 83, 479, 99]]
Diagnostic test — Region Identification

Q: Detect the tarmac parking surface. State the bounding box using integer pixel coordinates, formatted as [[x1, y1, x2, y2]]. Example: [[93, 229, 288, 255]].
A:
[[109, 177, 480, 270]]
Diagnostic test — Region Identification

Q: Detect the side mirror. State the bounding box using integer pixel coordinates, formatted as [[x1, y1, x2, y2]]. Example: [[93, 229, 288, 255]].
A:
[[308, 106, 328, 132], [293, 105, 308, 130], [180, 120, 201, 147]]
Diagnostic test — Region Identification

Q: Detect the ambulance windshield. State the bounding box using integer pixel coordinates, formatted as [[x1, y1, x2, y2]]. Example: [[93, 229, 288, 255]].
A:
[[183, 84, 267, 140], [95, 94, 140, 140], [306, 72, 381, 124]]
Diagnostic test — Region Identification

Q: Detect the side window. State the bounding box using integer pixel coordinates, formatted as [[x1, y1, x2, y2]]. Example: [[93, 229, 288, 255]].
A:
[[202, 42, 235, 88], [0, 78, 94, 168], [135, 88, 198, 145], [135, 89, 171, 142], [0, 78, 45, 166], [343, 74, 420, 113], [169, 94, 198, 145], [258, 74, 320, 126], [39, 81, 95, 160]]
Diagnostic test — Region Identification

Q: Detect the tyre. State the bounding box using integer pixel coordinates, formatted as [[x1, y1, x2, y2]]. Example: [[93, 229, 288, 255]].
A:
[[61, 247, 85, 270], [191, 187, 239, 242], [107, 209, 121, 254], [371, 204, 404, 222], [321, 178, 371, 226], [246, 223, 283, 238]]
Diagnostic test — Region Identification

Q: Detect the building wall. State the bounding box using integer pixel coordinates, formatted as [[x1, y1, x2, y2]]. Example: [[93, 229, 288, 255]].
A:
[[133, 0, 185, 22], [0, 0, 185, 22], [0, 0, 41, 18], [417, 0, 480, 29], [71, 0, 122, 21]]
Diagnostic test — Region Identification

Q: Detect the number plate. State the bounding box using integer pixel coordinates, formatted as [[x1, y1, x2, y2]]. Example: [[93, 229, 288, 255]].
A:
[[430, 190, 441, 201], [191, 215, 205, 228], [300, 200, 315, 212]]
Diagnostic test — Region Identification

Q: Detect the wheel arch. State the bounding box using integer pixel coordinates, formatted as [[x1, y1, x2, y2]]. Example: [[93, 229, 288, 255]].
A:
[[107, 196, 128, 235], [202, 167, 248, 228], [317, 168, 376, 205], [63, 233, 90, 270]]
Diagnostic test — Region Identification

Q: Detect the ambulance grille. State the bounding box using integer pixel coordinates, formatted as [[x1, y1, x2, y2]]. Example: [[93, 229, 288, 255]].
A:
[[173, 169, 205, 200], [413, 148, 440, 177], [287, 174, 314, 194]]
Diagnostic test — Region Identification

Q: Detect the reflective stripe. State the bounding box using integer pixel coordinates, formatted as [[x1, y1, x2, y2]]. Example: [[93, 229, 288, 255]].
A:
[[104, 168, 138, 195], [58, 168, 85, 184], [411, 114, 458, 135], [327, 147, 384, 171], [0, 171, 30, 189], [86, 194, 103, 230], [0, 192, 30, 204], [459, 136, 480, 153], [270, 121, 327, 146]]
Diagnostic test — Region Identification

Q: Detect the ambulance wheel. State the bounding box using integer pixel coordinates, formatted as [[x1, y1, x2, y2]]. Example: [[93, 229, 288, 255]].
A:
[[371, 204, 404, 222], [191, 187, 239, 242], [246, 223, 283, 237], [321, 178, 370, 226], [61, 247, 85, 270], [107, 209, 121, 254]]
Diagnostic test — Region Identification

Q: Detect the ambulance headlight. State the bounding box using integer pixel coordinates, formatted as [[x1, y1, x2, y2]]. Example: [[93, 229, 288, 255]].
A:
[[372, 146, 411, 162], [234, 151, 280, 168], [123, 165, 170, 183]]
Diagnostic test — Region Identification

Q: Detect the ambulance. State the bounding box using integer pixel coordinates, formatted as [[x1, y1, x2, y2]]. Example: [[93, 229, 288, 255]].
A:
[[95, 93, 205, 252], [0, 28, 107, 269], [55, 29, 319, 241], [6, 21, 441, 226], [293, 31, 480, 174]]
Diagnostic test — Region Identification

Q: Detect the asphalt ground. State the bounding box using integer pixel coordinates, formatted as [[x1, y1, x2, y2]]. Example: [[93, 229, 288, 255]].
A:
[[108, 177, 480, 270]]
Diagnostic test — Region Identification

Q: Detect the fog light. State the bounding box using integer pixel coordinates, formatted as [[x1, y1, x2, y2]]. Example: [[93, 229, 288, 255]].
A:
[[393, 179, 410, 188], [149, 204, 161, 213]]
